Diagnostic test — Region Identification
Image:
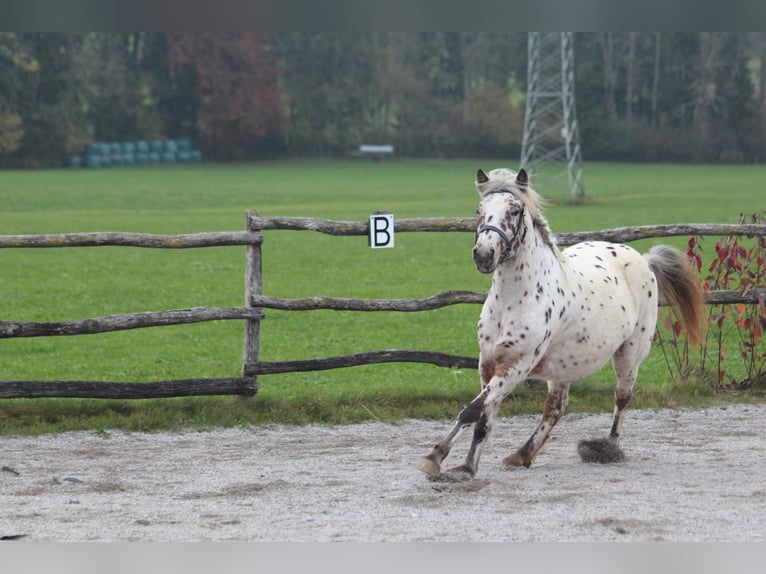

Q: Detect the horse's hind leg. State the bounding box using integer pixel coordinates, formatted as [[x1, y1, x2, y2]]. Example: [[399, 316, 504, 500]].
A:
[[577, 390, 631, 463], [578, 342, 642, 463], [503, 380, 570, 469]]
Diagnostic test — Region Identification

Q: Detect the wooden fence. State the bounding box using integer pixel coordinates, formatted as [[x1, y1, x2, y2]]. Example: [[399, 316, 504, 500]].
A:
[[1, 213, 765, 400]]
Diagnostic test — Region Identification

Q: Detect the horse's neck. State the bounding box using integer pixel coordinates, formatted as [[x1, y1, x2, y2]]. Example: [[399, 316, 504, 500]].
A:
[[492, 226, 564, 295]]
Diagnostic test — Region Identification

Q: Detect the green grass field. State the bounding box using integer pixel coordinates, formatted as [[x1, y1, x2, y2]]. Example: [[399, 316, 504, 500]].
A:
[[1, 160, 765, 434]]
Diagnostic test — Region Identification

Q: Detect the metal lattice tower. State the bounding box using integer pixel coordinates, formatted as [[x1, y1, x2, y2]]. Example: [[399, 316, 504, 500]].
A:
[[520, 32, 585, 199]]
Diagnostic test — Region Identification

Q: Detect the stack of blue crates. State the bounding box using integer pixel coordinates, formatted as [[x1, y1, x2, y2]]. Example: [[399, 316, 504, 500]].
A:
[[67, 139, 203, 168]]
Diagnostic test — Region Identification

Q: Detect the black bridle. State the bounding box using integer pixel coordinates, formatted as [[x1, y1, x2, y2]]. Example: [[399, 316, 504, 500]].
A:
[[475, 190, 527, 254]]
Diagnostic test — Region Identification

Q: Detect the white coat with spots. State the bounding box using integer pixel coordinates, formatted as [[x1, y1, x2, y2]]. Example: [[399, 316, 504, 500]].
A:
[[418, 168, 704, 481]]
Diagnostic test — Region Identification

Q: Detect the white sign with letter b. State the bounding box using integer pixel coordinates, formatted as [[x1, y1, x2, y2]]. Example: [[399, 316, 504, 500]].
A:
[[369, 213, 395, 249]]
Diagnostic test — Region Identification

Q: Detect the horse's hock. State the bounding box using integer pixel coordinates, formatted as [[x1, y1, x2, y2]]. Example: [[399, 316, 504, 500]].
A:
[[1, 214, 766, 400]]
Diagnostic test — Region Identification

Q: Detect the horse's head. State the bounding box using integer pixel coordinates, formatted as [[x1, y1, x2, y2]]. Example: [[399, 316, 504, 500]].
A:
[[472, 168, 530, 273]]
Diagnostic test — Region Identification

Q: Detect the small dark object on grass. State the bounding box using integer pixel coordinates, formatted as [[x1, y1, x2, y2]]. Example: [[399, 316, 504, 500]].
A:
[[577, 438, 625, 463]]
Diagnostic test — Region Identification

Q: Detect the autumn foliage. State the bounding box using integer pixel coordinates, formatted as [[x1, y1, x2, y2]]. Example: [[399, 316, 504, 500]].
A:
[[657, 212, 766, 389], [165, 33, 283, 157]]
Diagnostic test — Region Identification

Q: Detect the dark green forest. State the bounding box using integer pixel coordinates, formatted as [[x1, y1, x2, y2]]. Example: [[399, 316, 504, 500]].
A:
[[2, 32, 765, 167]]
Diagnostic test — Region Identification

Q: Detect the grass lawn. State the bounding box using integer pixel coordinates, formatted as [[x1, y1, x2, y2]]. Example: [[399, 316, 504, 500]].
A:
[[1, 159, 765, 434]]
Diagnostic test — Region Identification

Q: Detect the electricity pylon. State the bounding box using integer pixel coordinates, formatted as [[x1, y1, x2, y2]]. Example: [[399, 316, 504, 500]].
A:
[[520, 32, 585, 200]]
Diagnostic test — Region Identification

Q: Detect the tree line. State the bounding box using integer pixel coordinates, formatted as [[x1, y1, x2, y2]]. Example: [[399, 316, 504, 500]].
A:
[[1, 32, 765, 168]]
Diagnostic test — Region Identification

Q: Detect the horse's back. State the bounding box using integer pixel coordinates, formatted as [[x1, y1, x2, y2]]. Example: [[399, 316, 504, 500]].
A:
[[563, 241, 655, 303]]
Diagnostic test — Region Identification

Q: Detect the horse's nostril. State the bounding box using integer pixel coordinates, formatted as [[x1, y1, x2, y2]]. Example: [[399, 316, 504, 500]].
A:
[[473, 246, 495, 260]]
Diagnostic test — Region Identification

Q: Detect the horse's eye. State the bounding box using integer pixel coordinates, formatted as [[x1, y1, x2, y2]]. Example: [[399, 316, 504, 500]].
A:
[[509, 209, 520, 216]]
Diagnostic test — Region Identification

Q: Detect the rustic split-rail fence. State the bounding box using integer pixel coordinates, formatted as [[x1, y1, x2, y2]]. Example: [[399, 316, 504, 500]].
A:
[[1, 213, 765, 400]]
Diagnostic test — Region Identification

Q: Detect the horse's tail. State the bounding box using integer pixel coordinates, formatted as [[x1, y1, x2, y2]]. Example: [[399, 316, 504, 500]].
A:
[[645, 245, 705, 346]]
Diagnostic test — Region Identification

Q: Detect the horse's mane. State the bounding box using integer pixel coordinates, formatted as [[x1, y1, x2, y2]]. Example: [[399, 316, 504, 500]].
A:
[[484, 168, 561, 258]]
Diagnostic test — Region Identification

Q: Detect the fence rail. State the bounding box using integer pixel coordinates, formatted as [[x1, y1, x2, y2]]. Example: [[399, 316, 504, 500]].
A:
[[3, 221, 764, 249], [2, 289, 765, 341], [246, 215, 766, 246], [0, 231, 262, 249], [1, 216, 764, 400], [0, 378, 257, 399]]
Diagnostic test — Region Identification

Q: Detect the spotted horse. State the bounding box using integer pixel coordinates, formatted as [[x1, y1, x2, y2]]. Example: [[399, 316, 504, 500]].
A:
[[418, 167, 705, 482]]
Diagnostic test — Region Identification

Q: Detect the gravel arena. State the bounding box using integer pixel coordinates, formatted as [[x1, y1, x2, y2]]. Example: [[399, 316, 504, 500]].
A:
[[2, 403, 765, 542]]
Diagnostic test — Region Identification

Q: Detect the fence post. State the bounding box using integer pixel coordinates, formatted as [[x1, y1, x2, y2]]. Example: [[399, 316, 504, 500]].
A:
[[241, 211, 263, 397]]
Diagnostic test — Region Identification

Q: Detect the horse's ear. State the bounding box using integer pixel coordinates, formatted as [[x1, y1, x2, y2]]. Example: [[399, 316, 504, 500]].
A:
[[476, 169, 489, 185], [516, 169, 528, 189]]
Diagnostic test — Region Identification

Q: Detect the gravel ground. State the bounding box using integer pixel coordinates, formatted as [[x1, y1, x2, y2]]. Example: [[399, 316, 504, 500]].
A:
[[2, 403, 765, 542]]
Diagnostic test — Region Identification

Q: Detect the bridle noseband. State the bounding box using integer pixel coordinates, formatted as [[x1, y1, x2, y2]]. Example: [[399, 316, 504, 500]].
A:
[[475, 190, 527, 256]]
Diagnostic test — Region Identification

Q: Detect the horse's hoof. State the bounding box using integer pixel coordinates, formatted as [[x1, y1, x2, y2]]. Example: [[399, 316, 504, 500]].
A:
[[417, 456, 441, 479], [502, 451, 532, 469], [440, 465, 475, 482], [578, 438, 625, 463]]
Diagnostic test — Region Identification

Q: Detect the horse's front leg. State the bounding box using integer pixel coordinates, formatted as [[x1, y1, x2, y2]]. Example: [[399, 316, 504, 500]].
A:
[[417, 390, 486, 480], [418, 360, 523, 481], [440, 403, 499, 482]]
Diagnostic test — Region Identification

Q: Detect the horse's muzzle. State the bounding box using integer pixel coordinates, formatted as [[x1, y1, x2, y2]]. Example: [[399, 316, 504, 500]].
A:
[[472, 246, 496, 274]]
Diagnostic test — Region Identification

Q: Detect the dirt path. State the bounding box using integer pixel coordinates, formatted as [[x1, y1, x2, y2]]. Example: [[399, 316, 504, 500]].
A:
[[2, 403, 765, 541]]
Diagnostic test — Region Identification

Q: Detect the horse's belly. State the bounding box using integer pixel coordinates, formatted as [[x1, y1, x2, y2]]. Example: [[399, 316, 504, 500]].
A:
[[529, 317, 629, 381], [529, 346, 614, 381]]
